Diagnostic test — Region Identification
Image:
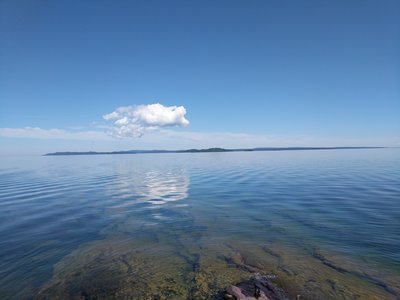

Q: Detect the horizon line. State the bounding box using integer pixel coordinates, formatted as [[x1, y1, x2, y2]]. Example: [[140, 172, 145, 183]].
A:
[[44, 146, 390, 156]]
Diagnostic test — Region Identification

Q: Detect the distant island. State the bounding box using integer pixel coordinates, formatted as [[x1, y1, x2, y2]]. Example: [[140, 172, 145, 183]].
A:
[[44, 147, 385, 156]]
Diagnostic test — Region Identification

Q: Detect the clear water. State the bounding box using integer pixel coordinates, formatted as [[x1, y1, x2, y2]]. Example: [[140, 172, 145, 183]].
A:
[[0, 149, 399, 299]]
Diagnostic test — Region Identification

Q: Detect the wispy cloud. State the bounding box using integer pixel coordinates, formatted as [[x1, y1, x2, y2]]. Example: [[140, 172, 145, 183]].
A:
[[0, 127, 111, 140], [0, 126, 398, 152], [103, 103, 189, 138]]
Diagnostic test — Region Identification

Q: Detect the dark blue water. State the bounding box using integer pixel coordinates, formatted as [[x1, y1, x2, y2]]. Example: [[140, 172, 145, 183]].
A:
[[0, 149, 399, 299]]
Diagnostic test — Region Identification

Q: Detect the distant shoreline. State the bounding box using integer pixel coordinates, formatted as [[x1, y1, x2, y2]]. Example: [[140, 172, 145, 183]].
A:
[[44, 147, 386, 156]]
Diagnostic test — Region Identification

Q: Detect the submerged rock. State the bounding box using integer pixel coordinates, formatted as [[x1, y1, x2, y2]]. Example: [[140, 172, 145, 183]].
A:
[[224, 273, 289, 300]]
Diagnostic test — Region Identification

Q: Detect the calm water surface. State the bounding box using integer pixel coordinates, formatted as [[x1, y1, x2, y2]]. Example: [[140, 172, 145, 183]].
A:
[[0, 149, 399, 299]]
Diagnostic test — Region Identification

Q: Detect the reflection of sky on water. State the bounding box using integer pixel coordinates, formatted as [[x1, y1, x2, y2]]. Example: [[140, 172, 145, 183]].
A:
[[141, 171, 189, 204], [1, 151, 400, 299], [107, 167, 189, 211]]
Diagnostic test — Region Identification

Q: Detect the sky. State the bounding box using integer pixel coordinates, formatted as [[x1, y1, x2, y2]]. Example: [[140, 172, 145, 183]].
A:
[[0, 0, 399, 154]]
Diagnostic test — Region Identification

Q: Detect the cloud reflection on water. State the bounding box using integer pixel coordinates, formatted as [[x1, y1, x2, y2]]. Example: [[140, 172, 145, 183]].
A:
[[140, 170, 189, 205], [108, 167, 189, 211]]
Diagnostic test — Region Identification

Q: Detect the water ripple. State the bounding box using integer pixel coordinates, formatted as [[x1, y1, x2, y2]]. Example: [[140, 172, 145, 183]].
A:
[[0, 149, 400, 298]]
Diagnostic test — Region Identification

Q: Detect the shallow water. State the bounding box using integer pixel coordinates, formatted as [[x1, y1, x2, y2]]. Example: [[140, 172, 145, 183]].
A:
[[0, 149, 400, 299]]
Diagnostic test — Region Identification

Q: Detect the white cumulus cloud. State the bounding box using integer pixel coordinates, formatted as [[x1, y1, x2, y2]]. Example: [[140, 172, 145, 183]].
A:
[[103, 103, 189, 138]]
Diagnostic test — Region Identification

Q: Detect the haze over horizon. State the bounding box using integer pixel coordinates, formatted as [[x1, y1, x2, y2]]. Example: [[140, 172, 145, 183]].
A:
[[1, 0, 399, 155]]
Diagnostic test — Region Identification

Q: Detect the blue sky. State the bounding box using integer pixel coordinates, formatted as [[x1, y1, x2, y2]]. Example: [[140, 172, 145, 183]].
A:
[[1, 0, 399, 154]]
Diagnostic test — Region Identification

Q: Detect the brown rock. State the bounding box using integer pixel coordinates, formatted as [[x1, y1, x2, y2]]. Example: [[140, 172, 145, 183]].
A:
[[224, 273, 289, 300]]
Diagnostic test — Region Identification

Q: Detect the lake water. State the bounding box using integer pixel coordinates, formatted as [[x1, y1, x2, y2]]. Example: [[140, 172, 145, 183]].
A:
[[0, 149, 399, 299]]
